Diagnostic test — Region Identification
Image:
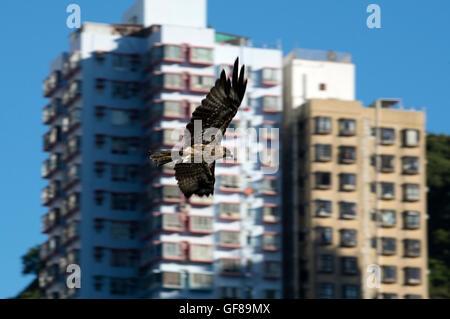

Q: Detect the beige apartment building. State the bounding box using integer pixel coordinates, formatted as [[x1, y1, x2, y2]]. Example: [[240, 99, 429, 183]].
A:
[[283, 98, 428, 299], [281, 48, 427, 299]]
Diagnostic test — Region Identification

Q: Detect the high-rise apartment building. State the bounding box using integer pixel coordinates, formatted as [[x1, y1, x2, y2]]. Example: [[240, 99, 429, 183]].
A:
[[282, 50, 428, 299], [38, 0, 282, 299]]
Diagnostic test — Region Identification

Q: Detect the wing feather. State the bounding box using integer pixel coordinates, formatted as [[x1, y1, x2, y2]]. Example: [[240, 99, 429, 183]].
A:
[[186, 58, 247, 145]]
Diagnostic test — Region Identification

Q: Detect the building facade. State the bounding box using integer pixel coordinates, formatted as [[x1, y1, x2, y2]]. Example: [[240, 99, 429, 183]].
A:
[[282, 50, 428, 299], [38, 0, 282, 299]]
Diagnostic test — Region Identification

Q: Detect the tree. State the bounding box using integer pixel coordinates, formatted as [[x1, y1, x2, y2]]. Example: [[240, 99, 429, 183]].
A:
[[426, 134, 450, 298], [15, 245, 44, 299]]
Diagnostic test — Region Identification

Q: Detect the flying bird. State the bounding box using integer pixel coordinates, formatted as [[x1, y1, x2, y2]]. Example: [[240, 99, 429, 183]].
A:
[[150, 57, 247, 198]]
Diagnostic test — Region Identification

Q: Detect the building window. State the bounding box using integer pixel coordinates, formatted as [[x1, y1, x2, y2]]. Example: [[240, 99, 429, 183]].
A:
[[219, 231, 241, 247], [339, 119, 356, 136], [404, 294, 422, 299], [375, 155, 395, 172], [162, 185, 182, 201], [190, 216, 214, 233], [161, 242, 183, 259], [110, 222, 135, 239], [314, 117, 331, 134], [93, 275, 104, 291], [190, 273, 213, 290], [341, 257, 358, 275], [262, 178, 277, 193], [379, 210, 396, 227], [220, 286, 240, 299], [377, 182, 395, 200], [262, 68, 280, 84], [190, 245, 213, 262], [340, 229, 357, 247], [111, 137, 129, 154], [190, 75, 215, 92], [111, 110, 132, 126], [263, 206, 279, 223], [262, 96, 280, 112], [317, 283, 334, 299], [314, 144, 332, 162], [111, 193, 137, 211], [152, 45, 184, 62], [219, 203, 241, 219], [342, 285, 359, 299], [161, 214, 183, 231], [403, 183, 420, 201], [220, 175, 241, 190], [110, 249, 129, 268], [402, 156, 419, 174], [404, 239, 421, 257], [155, 100, 184, 118], [152, 73, 183, 90], [339, 201, 356, 219], [382, 265, 397, 283], [263, 233, 279, 250], [263, 261, 281, 278], [339, 146, 356, 164], [381, 237, 396, 255], [315, 200, 332, 217], [403, 211, 420, 229], [318, 254, 334, 273], [378, 128, 396, 145], [190, 47, 213, 64], [402, 129, 420, 147], [220, 259, 241, 274], [404, 267, 421, 285], [161, 272, 182, 288], [314, 172, 331, 189], [317, 227, 332, 245], [339, 173, 356, 191]]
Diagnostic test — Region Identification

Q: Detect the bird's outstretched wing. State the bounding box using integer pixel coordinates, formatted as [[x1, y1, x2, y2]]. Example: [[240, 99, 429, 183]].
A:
[[186, 57, 247, 145], [174, 162, 215, 198]]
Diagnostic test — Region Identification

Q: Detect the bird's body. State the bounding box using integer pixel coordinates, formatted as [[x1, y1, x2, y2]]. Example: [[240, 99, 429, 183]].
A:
[[150, 58, 247, 198]]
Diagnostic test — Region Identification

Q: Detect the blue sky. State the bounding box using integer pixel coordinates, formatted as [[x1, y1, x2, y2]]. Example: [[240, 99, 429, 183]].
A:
[[0, 0, 448, 298]]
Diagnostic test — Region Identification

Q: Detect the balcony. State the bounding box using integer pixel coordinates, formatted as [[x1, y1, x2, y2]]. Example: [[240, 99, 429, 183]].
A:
[[43, 126, 62, 151], [262, 96, 281, 113], [42, 99, 63, 124], [189, 47, 214, 66], [61, 221, 80, 246], [62, 51, 81, 79], [39, 236, 61, 261], [41, 153, 62, 178], [43, 70, 62, 97], [62, 108, 81, 134], [339, 146, 356, 164], [41, 181, 61, 206], [62, 164, 81, 190], [261, 68, 280, 86], [62, 80, 82, 107], [150, 185, 183, 203], [41, 208, 61, 233], [153, 213, 184, 232], [62, 136, 81, 161], [61, 192, 81, 217]]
